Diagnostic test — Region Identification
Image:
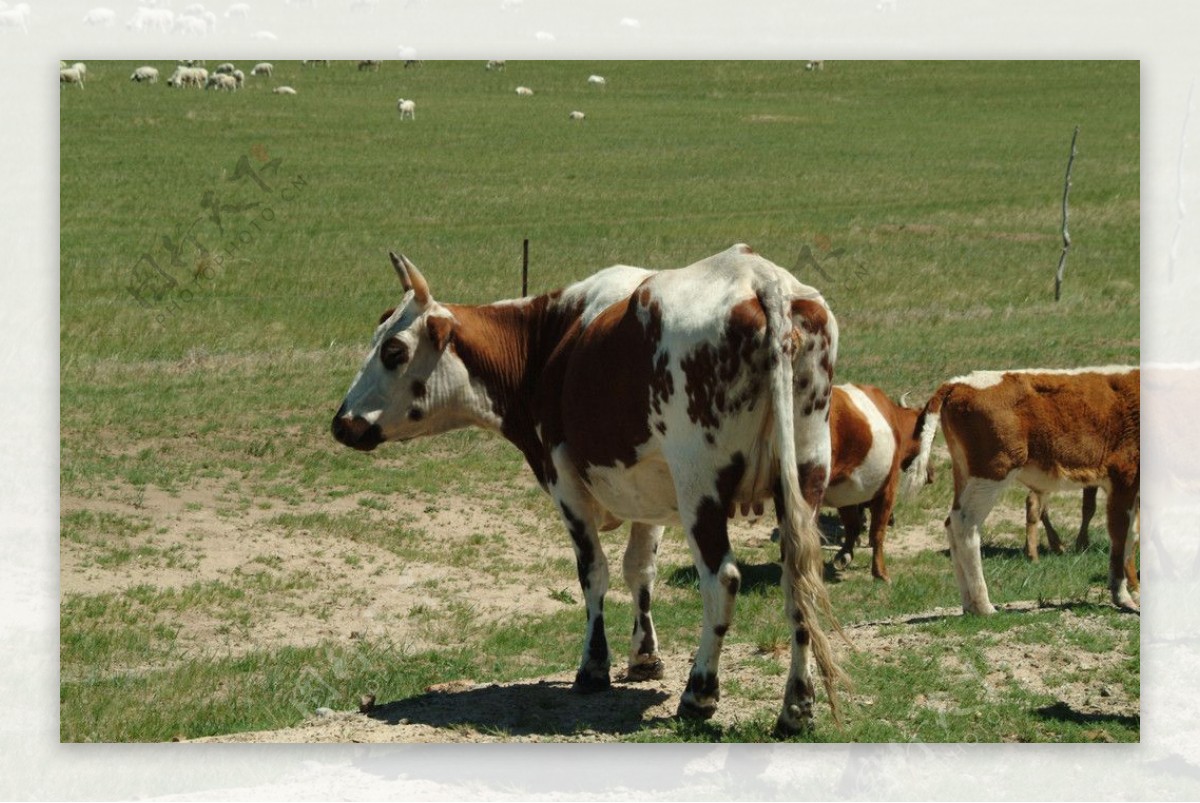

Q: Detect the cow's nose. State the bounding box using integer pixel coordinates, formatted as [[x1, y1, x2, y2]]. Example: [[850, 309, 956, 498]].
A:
[[332, 413, 384, 451]]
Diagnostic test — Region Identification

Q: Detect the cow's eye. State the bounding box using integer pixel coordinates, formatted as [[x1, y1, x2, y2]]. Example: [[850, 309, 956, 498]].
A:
[[380, 338, 410, 370]]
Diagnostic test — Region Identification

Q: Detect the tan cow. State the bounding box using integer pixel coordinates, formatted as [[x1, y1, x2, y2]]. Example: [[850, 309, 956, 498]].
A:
[[903, 367, 1139, 613]]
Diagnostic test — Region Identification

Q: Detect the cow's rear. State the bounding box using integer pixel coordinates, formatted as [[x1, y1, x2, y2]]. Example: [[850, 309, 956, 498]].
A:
[[903, 367, 1140, 613]]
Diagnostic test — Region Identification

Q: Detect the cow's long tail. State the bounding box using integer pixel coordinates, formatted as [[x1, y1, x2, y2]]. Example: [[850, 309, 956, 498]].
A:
[[763, 283, 849, 721], [900, 383, 952, 497]]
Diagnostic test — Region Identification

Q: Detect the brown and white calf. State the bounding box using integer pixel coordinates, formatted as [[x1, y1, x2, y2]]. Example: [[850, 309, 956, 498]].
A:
[[332, 244, 847, 734], [902, 367, 1140, 614], [825, 384, 928, 582]]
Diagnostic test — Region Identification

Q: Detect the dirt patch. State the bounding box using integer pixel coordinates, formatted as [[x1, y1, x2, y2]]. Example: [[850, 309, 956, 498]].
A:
[[190, 602, 1136, 743]]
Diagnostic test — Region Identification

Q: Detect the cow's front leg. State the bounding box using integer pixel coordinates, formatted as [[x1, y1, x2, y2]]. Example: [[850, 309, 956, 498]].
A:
[[623, 522, 665, 681], [676, 470, 742, 721]]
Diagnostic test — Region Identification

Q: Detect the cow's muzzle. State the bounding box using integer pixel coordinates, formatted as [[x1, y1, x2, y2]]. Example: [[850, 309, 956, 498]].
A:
[[331, 409, 384, 452]]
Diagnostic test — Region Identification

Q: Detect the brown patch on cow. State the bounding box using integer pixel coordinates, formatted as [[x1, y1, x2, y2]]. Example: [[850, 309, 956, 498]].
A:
[[791, 298, 829, 337], [828, 387, 873, 486], [411, 379, 427, 399], [426, 315, 456, 353], [939, 371, 1140, 486], [693, 453, 746, 573], [797, 461, 828, 510], [551, 292, 663, 475], [378, 307, 397, 326], [680, 297, 768, 428]]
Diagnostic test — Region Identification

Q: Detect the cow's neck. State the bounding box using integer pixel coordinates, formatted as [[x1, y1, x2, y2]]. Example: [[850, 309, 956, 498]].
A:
[[445, 294, 575, 486]]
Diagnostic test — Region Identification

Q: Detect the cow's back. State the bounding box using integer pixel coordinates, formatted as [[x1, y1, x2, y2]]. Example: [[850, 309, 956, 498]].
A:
[[941, 367, 1139, 488]]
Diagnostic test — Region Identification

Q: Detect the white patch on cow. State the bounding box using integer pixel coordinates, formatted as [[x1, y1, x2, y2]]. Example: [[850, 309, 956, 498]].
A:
[[948, 365, 1137, 389], [945, 477, 1006, 615], [1015, 464, 1112, 495], [558, 264, 655, 326], [824, 384, 895, 508]]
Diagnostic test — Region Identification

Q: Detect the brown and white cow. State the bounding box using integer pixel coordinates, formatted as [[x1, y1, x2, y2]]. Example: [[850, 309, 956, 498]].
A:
[[902, 367, 1140, 614], [825, 384, 928, 582], [332, 244, 847, 734]]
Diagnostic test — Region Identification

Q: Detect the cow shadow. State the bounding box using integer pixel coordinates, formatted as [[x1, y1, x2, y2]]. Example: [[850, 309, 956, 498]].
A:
[[1034, 700, 1140, 731], [666, 560, 782, 593], [367, 678, 673, 738]]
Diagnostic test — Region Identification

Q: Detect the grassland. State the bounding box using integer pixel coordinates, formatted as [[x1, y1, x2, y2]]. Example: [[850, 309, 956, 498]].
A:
[[60, 60, 1139, 743]]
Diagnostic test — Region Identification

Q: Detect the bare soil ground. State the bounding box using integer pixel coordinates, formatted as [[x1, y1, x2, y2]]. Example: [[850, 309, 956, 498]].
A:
[[62, 468, 1135, 743]]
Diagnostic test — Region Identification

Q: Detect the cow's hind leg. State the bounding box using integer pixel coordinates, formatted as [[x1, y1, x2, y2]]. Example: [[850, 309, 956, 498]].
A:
[[1076, 486, 1098, 551], [832, 504, 864, 571], [866, 480, 897, 583], [675, 465, 743, 721], [946, 477, 1004, 615], [1106, 486, 1139, 611], [623, 522, 665, 681], [1026, 491, 1063, 560]]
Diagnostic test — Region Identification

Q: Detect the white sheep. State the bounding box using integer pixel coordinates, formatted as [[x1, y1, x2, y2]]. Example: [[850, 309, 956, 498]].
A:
[[486, 59, 506, 71], [396, 97, 415, 119], [0, 3, 30, 34], [206, 72, 237, 91], [805, 60, 824, 71], [568, 110, 586, 121], [251, 62, 273, 76], [126, 7, 174, 33], [515, 86, 533, 96], [60, 67, 85, 89], [231, 68, 245, 87], [72, 62, 87, 78], [214, 62, 235, 74], [130, 66, 160, 83], [168, 66, 207, 88], [82, 7, 116, 26], [587, 74, 606, 87], [273, 85, 297, 95]]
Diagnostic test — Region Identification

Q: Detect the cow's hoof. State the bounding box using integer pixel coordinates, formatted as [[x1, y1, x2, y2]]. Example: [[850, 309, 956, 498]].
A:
[[872, 573, 891, 584], [677, 696, 717, 721], [774, 705, 814, 738], [573, 668, 611, 693], [833, 551, 853, 570], [626, 658, 665, 682]]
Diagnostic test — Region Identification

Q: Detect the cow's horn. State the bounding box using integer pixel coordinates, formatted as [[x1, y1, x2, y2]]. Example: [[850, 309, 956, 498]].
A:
[[389, 251, 431, 306]]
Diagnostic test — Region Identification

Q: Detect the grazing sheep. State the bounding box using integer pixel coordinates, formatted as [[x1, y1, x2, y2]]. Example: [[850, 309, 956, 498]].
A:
[[82, 7, 116, 26], [178, 59, 206, 67], [214, 62, 235, 74], [486, 59, 506, 71], [251, 62, 272, 76], [60, 67, 85, 89], [130, 66, 160, 83], [60, 61, 67, 70], [72, 62, 87, 78], [301, 59, 328, 67], [168, 66, 207, 88], [206, 73, 237, 91], [273, 85, 297, 95], [805, 60, 824, 71], [357, 59, 381, 71], [231, 69, 245, 87], [0, 3, 30, 34], [126, 6, 173, 33], [568, 110, 586, 121], [515, 86, 533, 96], [587, 74, 606, 87], [396, 98, 415, 119]]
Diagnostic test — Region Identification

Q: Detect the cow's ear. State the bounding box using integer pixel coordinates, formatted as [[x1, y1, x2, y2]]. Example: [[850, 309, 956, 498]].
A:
[[389, 251, 431, 307], [426, 315, 455, 352]]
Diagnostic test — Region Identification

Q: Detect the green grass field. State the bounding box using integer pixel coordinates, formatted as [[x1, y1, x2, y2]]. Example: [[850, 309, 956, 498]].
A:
[[60, 60, 1139, 743]]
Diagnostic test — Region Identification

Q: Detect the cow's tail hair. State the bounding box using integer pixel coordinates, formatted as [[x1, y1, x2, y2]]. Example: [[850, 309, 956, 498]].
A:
[[900, 383, 950, 498], [762, 283, 849, 723]]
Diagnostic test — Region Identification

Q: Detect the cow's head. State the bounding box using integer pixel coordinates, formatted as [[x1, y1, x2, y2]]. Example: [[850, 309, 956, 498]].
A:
[[332, 252, 473, 451]]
